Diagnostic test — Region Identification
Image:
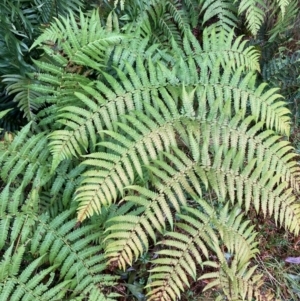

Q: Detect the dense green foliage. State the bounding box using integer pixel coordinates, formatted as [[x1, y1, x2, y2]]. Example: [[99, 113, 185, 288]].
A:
[[0, 0, 300, 300]]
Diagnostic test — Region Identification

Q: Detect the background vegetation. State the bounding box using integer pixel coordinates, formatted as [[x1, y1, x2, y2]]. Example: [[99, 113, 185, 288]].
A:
[[0, 0, 300, 300]]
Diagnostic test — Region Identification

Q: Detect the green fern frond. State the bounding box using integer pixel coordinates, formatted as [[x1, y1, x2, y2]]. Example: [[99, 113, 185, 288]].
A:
[[181, 0, 199, 27], [46, 56, 179, 170], [2, 74, 42, 121], [47, 48, 288, 173], [0, 204, 118, 300], [276, 0, 290, 16], [184, 116, 300, 231], [0, 109, 13, 133], [166, 0, 191, 33], [238, 0, 266, 36], [1, 2, 300, 300], [0, 122, 51, 188], [76, 101, 178, 222], [31, 209, 117, 297], [30, 10, 125, 70], [50, 159, 86, 208], [0, 245, 71, 300], [201, 259, 278, 301], [182, 28, 260, 72], [203, 69, 290, 136], [268, 0, 298, 42], [147, 199, 259, 301], [34, 0, 85, 23], [200, 0, 238, 32], [104, 147, 202, 268], [0, 183, 36, 249]]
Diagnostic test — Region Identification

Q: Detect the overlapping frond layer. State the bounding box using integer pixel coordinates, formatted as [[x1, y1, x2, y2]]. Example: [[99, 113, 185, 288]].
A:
[[3, 5, 298, 300], [31, 210, 117, 297], [122, 0, 191, 45], [147, 199, 259, 301], [103, 131, 300, 268], [76, 100, 178, 222], [181, 29, 260, 72], [238, 0, 266, 36], [47, 59, 290, 192], [0, 122, 51, 188], [75, 74, 299, 224], [47, 59, 179, 170], [179, 62, 291, 136], [32, 20, 289, 173], [0, 244, 70, 300], [104, 149, 202, 268], [31, 10, 125, 70], [184, 113, 300, 233], [200, 0, 238, 32], [0, 204, 118, 300]]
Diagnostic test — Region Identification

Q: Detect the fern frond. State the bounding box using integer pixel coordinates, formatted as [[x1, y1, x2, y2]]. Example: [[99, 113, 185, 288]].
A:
[[76, 101, 178, 222], [201, 259, 278, 301], [30, 209, 117, 297], [238, 0, 266, 36], [104, 147, 203, 268], [0, 122, 51, 188], [147, 199, 259, 301], [200, 0, 238, 32], [268, 0, 298, 42], [184, 113, 300, 232], [181, 28, 260, 72], [34, 0, 85, 23], [0, 245, 71, 300], [202, 68, 291, 136], [2, 74, 42, 121], [0, 204, 118, 300], [47, 56, 178, 170], [146, 201, 217, 301], [48, 53, 288, 173], [31, 10, 125, 70], [276, 0, 290, 16], [50, 159, 86, 208]]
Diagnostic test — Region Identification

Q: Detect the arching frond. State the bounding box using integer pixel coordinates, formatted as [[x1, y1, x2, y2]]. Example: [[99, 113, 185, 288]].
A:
[[147, 199, 259, 301], [238, 0, 266, 36], [0, 201, 118, 300], [76, 100, 178, 222], [181, 28, 260, 72], [2, 74, 42, 121], [0, 122, 51, 188], [34, 0, 85, 23], [104, 148, 203, 268], [1, 4, 299, 300], [30, 10, 125, 70], [200, 0, 238, 32]]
